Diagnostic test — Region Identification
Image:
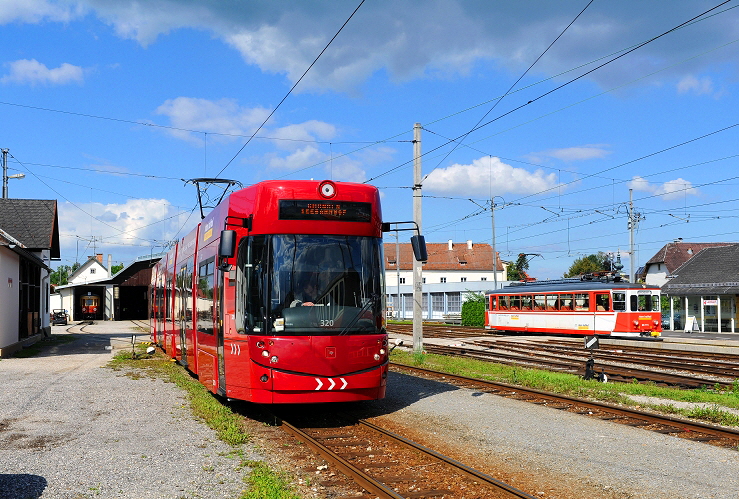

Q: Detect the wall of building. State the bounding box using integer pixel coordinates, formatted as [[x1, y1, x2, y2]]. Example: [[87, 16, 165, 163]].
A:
[[0, 248, 20, 352]]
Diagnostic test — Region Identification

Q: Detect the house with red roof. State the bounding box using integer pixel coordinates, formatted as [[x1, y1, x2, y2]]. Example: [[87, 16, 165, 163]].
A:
[[384, 239, 506, 320]]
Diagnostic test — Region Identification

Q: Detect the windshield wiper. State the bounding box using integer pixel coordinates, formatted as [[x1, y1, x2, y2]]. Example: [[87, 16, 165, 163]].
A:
[[338, 298, 376, 336]]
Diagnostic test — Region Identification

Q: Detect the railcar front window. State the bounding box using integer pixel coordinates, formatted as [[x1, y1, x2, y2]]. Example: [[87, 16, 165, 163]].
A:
[[236, 234, 384, 335], [613, 292, 626, 311]]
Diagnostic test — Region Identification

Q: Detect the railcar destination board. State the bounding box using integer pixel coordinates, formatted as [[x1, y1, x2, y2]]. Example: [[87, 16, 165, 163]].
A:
[[279, 200, 372, 222]]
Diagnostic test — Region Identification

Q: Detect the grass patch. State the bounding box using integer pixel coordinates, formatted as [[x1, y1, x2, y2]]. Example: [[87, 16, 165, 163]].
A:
[[391, 349, 739, 427], [240, 461, 302, 499], [12, 334, 78, 358]]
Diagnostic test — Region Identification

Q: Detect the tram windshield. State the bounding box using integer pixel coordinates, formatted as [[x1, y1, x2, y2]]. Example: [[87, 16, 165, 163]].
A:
[[236, 234, 385, 335]]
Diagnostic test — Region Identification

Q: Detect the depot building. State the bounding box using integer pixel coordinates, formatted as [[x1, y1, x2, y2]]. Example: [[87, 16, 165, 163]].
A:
[[52, 253, 162, 322]]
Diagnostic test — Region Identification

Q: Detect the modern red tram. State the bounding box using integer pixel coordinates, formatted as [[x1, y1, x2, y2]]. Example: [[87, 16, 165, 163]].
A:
[[485, 277, 662, 338], [150, 179, 422, 404]]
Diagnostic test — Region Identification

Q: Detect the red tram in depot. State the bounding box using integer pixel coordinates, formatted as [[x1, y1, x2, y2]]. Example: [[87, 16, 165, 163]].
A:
[[150, 179, 424, 404], [81, 294, 100, 320], [485, 276, 662, 338]]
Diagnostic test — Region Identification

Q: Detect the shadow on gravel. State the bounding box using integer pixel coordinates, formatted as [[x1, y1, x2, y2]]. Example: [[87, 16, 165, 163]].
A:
[[14, 335, 112, 358], [242, 371, 461, 425], [0, 474, 47, 498]]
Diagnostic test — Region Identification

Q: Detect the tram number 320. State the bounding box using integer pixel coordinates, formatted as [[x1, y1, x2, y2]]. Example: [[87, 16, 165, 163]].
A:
[[320, 319, 335, 327]]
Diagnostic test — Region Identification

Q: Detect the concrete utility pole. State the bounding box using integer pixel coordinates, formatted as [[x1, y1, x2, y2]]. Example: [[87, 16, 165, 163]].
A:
[[491, 200, 498, 290], [627, 188, 644, 283], [2, 149, 8, 199], [412, 123, 424, 354]]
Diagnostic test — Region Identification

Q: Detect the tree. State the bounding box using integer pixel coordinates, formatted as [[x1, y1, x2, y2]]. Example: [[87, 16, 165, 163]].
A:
[[111, 263, 124, 275], [461, 291, 486, 327], [506, 253, 530, 281], [50, 262, 80, 286], [563, 252, 611, 278]]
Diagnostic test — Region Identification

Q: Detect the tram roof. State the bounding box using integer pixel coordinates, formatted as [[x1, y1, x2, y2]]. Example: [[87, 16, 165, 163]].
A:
[[486, 279, 660, 294]]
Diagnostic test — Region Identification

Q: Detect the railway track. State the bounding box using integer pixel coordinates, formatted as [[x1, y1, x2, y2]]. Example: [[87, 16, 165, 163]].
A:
[[271, 410, 538, 499], [473, 339, 739, 381], [391, 363, 739, 448], [388, 323, 738, 388]]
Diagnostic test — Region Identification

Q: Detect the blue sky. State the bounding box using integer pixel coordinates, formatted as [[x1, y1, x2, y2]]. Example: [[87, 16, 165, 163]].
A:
[[2, 0, 739, 279]]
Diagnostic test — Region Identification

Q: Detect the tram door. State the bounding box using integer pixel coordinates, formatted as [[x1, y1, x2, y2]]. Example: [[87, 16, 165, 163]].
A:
[[176, 262, 190, 368]]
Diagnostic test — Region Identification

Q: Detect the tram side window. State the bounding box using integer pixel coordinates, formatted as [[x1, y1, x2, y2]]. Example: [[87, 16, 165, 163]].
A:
[[546, 294, 558, 310], [197, 259, 215, 334], [521, 295, 532, 310], [596, 293, 609, 311], [500, 295, 510, 310], [635, 294, 657, 311], [575, 293, 589, 311], [651, 295, 660, 311], [613, 292, 626, 311], [534, 295, 545, 310], [236, 235, 268, 334], [510, 295, 521, 310], [489, 295, 497, 310], [560, 294, 573, 310]]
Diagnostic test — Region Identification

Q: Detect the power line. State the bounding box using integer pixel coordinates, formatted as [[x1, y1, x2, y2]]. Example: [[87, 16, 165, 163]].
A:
[[217, 0, 366, 177]]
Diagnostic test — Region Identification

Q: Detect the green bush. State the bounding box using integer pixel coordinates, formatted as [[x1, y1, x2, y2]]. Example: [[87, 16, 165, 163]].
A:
[[461, 292, 485, 327]]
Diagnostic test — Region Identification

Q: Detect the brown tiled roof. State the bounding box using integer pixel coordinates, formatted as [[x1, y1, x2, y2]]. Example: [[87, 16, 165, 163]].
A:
[[384, 241, 502, 271], [0, 199, 60, 258], [644, 242, 733, 275]]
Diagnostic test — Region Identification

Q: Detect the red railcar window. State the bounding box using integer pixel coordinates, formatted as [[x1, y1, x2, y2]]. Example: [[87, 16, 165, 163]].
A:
[[560, 294, 573, 310], [595, 293, 610, 311], [545, 294, 558, 310], [534, 295, 545, 310], [574, 293, 589, 311]]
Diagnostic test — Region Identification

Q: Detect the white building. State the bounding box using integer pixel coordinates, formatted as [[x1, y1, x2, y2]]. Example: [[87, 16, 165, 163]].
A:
[[384, 240, 507, 320], [0, 199, 60, 357]]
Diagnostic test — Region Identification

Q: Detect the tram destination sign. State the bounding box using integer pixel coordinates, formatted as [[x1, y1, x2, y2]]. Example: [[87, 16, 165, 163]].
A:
[[279, 200, 372, 222]]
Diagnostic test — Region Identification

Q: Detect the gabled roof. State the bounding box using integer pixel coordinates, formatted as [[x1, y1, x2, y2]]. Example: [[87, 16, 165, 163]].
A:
[[68, 255, 109, 283], [644, 241, 733, 275], [661, 244, 739, 295], [0, 198, 60, 258], [384, 241, 503, 271]]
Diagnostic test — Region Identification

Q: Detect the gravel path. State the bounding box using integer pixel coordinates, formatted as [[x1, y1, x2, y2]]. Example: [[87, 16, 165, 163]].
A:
[[0, 322, 258, 499]]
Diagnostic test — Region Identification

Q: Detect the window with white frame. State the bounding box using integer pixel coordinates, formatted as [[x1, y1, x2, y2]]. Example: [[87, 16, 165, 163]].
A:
[[440, 277, 446, 283]]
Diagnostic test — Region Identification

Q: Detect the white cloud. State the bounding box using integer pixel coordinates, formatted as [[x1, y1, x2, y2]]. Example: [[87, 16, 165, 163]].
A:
[[4, 1, 734, 92], [58, 198, 190, 251], [0, 0, 83, 24], [628, 176, 698, 201], [677, 75, 715, 96], [154, 97, 271, 144], [423, 156, 559, 196], [1, 59, 84, 86], [535, 144, 611, 162]]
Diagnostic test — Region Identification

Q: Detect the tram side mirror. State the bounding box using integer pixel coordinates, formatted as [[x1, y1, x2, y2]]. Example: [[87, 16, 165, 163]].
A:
[[219, 230, 236, 259], [411, 235, 427, 262]]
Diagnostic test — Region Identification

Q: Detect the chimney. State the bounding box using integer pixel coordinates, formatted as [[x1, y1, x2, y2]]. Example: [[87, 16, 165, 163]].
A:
[[96, 253, 103, 264], [467, 240, 473, 250], [448, 240, 453, 250], [108, 254, 112, 275]]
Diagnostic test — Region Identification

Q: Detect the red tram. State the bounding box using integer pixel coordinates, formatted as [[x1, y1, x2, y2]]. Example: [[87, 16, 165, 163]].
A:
[[485, 276, 662, 338], [81, 294, 100, 320], [151, 179, 423, 404]]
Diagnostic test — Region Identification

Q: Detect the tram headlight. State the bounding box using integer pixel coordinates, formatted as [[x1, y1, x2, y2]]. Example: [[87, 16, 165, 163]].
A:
[[270, 355, 278, 364], [374, 354, 381, 361], [261, 350, 270, 357], [632, 320, 639, 328], [260, 374, 269, 382], [256, 341, 265, 349], [379, 348, 386, 355]]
